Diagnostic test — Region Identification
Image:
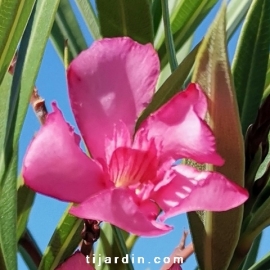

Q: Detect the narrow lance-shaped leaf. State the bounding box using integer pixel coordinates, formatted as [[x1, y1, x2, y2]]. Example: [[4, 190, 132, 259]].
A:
[[16, 183, 35, 241], [161, 0, 178, 71], [74, 0, 101, 40], [0, 73, 12, 152], [262, 54, 270, 102], [241, 232, 263, 270], [155, 0, 252, 70], [0, 153, 18, 270], [95, 0, 153, 44], [189, 4, 245, 270], [156, 35, 194, 89], [95, 223, 129, 270], [152, 0, 162, 35], [18, 229, 42, 270], [0, 1, 60, 268], [0, 0, 36, 84], [0, 7, 35, 269], [232, 132, 270, 268], [38, 206, 83, 270], [232, 0, 270, 134], [226, 0, 252, 40], [244, 94, 270, 189], [248, 251, 270, 270], [111, 226, 134, 270], [51, 0, 88, 62], [0, 0, 60, 185], [228, 96, 270, 268], [2, 0, 60, 159], [156, 0, 218, 68]]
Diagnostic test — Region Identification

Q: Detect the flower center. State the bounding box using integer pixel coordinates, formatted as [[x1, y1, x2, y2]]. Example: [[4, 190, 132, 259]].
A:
[[109, 147, 158, 188]]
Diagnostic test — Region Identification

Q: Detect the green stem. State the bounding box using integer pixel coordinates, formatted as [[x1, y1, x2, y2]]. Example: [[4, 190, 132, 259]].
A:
[[125, 234, 139, 253], [161, 0, 178, 72], [111, 226, 134, 270]]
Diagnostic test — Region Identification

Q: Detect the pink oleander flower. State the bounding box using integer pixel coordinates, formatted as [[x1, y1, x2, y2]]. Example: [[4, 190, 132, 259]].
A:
[[169, 264, 182, 270], [56, 251, 94, 270], [23, 37, 248, 236]]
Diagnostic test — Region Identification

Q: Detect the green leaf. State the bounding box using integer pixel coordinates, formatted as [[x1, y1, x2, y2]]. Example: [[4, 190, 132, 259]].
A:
[[0, 73, 12, 151], [111, 226, 134, 270], [156, 35, 193, 89], [95, 223, 129, 270], [38, 206, 83, 270], [0, 1, 60, 268], [226, 0, 252, 40], [156, 0, 218, 68], [262, 54, 270, 102], [0, 69, 13, 270], [170, 0, 218, 34], [231, 134, 270, 268], [244, 96, 270, 191], [191, 4, 245, 270], [248, 251, 270, 270], [137, 42, 199, 128], [156, 0, 252, 70], [2, 0, 60, 156], [96, 0, 153, 44], [152, 0, 162, 35], [0, 7, 35, 269], [50, 22, 68, 62], [241, 167, 270, 244], [17, 183, 35, 241], [161, 0, 177, 71], [0, 154, 18, 270], [232, 0, 270, 134], [125, 234, 138, 253], [0, 0, 36, 84], [18, 229, 42, 270], [255, 133, 270, 181], [241, 232, 262, 270], [74, 0, 101, 40], [51, 0, 88, 62]]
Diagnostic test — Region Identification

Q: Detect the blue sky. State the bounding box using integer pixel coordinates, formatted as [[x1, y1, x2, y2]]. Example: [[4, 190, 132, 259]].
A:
[[17, 1, 270, 269]]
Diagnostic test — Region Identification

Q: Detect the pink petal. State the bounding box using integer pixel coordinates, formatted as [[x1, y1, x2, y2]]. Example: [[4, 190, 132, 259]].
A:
[[140, 83, 224, 165], [169, 264, 182, 270], [133, 127, 174, 182], [56, 251, 94, 270], [69, 188, 172, 236], [23, 103, 106, 203], [153, 165, 248, 221], [67, 37, 159, 161], [104, 121, 132, 166]]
